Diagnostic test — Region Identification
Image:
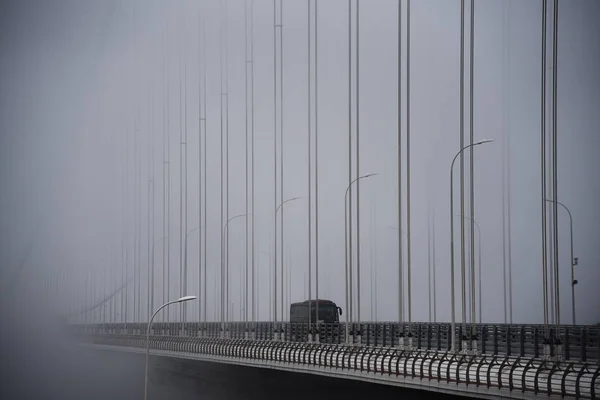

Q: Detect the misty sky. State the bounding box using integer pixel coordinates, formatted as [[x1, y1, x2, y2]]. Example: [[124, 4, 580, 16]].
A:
[[1, 0, 599, 326]]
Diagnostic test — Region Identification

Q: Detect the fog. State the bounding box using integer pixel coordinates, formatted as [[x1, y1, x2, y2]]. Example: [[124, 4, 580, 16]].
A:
[[1, 0, 600, 347]]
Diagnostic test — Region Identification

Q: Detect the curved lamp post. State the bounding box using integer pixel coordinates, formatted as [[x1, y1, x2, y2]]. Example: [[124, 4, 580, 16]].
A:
[[145, 295, 197, 400], [450, 139, 493, 352]]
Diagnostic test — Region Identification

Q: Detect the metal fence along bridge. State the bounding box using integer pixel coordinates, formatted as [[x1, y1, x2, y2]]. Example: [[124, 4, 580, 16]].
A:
[[71, 321, 600, 399]]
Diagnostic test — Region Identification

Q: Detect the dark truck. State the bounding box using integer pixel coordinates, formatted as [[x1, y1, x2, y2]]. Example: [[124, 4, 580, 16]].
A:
[[289, 299, 342, 324]]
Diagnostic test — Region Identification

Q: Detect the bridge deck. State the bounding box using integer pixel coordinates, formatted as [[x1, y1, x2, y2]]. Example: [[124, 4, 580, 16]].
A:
[[76, 334, 600, 399]]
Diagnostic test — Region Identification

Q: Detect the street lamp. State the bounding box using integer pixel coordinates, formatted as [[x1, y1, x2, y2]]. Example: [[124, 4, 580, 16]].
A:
[[344, 173, 377, 344], [274, 196, 302, 325], [449, 139, 493, 352], [221, 214, 247, 336], [545, 199, 577, 325], [144, 295, 197, 400]]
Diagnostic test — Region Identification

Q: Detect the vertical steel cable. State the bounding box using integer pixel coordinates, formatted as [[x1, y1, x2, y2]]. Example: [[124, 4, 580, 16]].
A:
[[184, 16, 189, 324], [428, 206, 432, 323], [460, 0, 466, 336], [406, 0, 412, 335], [272, 0, 278, 323], [397, 0, 403, 330], [469, 0, 476, 336], [432, 207, 437, 323], [348, 0, 353, 331], [506, 0, 513, 325], [552, 0, 560, 330], [198, 0, 204, 322], [370, 200, 374, 321], [166, 45, 171, 324], [501, 0, 508, 326], [219, 0, 225, 330], [203, 13, 207, 325], [245, 0, 249, 326], [250, 0, 255, 324], [148, 93, 153, 322], [225, 0, 230, 324], [308, 0, 312, 331], [162, 24, 166, 322], [315, 0, 320, 326], [356, 0, 362, 332], [151, 89, 156, 322], [178, 25, 183, 322], [541, 0, 549, 337], [279, 0, 284, 322]]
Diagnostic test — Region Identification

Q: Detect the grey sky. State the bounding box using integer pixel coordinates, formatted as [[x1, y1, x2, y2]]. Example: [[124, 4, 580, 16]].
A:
[[1, 0, 599, 326]]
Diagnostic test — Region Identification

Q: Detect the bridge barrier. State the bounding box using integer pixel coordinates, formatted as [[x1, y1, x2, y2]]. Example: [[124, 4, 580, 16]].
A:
[[76, 333, 600, 399], [72, 322, 600, 362]]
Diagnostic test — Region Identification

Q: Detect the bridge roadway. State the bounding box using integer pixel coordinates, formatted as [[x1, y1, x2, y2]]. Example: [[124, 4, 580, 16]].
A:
[[72, 322, 600, 399]]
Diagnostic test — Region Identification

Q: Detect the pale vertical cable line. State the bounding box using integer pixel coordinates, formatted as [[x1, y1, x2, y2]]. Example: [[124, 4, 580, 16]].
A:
[[121, 122, 126, 325], [184, 12, 189, 324], [166, 17, 172, 324], [506, 0, 513, 326], [197, 0, 202, 325], [219, 0, 225, 331], [396, 0, 403, 332], [373, 200, 378, 321], [272, 0, 278, 324], [152, 80, 156, 322], [406, 0, 412, 336], [178, 20, 184, 325], [469, 0, 476, 336], [501, 0, 508, 326], [347, 0, 353, 336], [135, 114, 140, 324], [546, 0, 555, 326], [432, 207, 437, 323], [245, 0, 249, 326], [428, 204, 432, 324], [541, 0, 549, 338], [459, 0, 467, 338], [250, 0, 256, 324], [314, 0, 320, 326], [356, 0, 362, 335], [149, 85, 155, 321], [370, 199, 374, 321], [225, 0, 231, 325], [279, 0, 285, 323], [202, 11, 207, 325], [552, 0, 560, 331], [307, 0, 313, 331], [147, 95, 152, 323]]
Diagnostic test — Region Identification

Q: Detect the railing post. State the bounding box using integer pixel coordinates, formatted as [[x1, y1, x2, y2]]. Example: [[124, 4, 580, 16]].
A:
[[564, 327, 570, 361], [580, 327, 587, 362]]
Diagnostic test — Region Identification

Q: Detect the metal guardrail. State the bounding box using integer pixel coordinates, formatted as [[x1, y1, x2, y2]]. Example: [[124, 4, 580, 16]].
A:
[[70, 322, 600, 362], [77, 334, 600, 399]]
